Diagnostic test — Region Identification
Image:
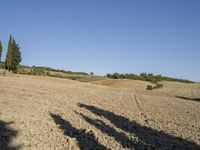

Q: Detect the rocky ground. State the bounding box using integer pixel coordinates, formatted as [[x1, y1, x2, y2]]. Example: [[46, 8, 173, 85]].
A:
[[0, 75, 200, 150]]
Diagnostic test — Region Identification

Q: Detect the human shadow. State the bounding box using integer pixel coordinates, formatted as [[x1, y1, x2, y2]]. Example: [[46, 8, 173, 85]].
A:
[[50, 112, 107, 150], [77, 112, 136, 149], [78, 103, 200, 150], [0, 120, 20, 150], [175, 96, 200, 102]]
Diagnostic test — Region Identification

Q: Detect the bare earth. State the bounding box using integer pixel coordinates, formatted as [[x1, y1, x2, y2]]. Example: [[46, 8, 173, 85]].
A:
[[0, 75, 200, 150]]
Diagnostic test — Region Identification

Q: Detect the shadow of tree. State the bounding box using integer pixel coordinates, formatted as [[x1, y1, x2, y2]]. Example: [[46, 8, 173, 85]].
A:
[[50, 112, 107, 150], [78, 103, 200, 150], [0, 120, 20, 150], [175, 96, 200, 102]]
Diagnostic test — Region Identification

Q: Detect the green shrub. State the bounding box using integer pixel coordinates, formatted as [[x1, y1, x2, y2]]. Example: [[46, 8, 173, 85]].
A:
[[146, 83, 163, 90], [146, 85, 153, 90]]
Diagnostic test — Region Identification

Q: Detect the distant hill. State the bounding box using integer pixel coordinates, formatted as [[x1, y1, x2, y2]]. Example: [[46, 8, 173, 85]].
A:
[[0, 62, 105, 82], [0, 62, 194, 84]]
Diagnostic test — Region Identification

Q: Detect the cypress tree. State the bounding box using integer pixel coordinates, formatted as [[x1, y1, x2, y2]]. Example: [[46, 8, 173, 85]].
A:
[[0, 41, 2, 62], [5, 35, 13, 71], [11, 39, 21, 72]]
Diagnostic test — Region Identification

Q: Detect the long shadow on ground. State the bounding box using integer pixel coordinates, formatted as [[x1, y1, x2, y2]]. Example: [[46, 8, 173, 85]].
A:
[[0, 120, 20, 150], [175, 96, 200, 102], [77, 112, 136, 149], [78, 103, 200, 150], [50, 113, 107, 150]]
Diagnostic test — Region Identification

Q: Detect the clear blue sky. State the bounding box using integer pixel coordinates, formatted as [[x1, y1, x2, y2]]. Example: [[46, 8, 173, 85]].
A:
[[0, 0, 200, 81]]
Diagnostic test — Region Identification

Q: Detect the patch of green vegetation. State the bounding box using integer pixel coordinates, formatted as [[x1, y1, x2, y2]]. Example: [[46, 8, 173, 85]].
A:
[[0, 62, 5, 68], [12, 63, 104, 82], [146, 85, 153, 90], [17, 66, 86, 79], [146, 83, 163, 90], [18, 65, 88, 75], [107, 73, 193, 84]]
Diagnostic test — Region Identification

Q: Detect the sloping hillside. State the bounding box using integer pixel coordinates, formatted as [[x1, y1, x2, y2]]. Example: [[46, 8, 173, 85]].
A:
[[155, 81, 200, 100], [91, 79, 153, 90], [92, 79, 200, 100], [0, 75, 200, 149]]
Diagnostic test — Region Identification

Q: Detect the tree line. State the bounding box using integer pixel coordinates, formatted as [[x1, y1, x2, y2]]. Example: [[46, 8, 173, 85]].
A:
[[106, 72, 193, 84], [0, 35, 22, 72]]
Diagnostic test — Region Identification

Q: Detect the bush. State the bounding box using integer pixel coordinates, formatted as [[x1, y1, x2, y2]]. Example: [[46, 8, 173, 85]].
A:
[[146, 83, 163, 90], [146, 85, 153, 90]]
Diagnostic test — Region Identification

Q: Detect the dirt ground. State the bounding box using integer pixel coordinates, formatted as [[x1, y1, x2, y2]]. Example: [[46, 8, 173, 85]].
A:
[[0, 75, 200, 150]]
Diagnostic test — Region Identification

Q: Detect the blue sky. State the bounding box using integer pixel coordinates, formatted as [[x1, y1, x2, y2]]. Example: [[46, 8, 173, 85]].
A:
[[0, 0, 200, 81]]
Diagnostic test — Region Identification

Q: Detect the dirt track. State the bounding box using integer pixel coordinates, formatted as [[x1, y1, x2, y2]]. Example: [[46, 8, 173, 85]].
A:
[[0, 76, 200, 150]]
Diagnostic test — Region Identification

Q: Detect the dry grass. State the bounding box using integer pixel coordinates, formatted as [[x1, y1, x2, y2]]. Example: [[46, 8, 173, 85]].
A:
[[0, 75, 200, 149], [0, 69, 13, 76]]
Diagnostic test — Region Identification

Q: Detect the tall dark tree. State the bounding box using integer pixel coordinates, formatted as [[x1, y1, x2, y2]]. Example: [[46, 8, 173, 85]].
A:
[[11, 39, 21, 72], [0, 40, 2, 62], [5, 35, 13, 70]]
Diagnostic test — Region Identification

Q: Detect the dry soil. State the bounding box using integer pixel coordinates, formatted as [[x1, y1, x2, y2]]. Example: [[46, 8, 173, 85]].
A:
[[0, 75, 200, 150]]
